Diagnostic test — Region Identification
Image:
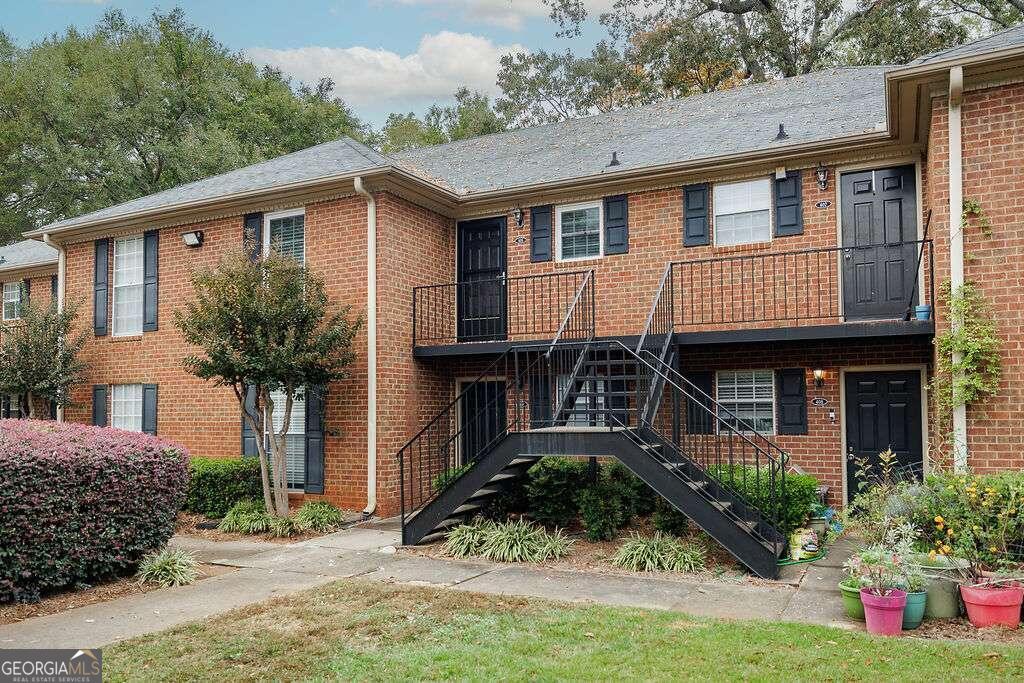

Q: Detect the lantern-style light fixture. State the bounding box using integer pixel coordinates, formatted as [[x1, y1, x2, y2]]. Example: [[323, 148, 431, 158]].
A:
[[815, 163, 829, 191], [511, 207, 524, 229], [813, 368, 825, 387]]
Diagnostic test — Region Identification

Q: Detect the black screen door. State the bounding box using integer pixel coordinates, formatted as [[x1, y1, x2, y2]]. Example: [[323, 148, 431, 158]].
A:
[[844, 370, 924, 501], [840, 166, 919, 320], [459, 380, 507, 464], [457, 217, 507, 341]]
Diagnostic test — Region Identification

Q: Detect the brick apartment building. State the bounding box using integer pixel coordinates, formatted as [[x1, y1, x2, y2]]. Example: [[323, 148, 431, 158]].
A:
[[5, 25, 1024, 575]]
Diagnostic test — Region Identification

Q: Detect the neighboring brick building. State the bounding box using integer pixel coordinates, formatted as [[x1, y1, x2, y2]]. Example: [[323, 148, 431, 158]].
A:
[[0, 239, 58, 418], [16, 26, 1024, 558]]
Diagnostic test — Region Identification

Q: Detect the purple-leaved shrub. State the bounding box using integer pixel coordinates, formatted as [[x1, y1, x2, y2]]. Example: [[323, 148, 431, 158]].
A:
[[0, 420, 189, 602]]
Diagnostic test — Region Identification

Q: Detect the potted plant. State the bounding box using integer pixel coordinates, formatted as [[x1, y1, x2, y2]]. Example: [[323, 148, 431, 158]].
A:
[[961, 577, 1024, 629], [908, 551, 968, 619], [808, 502, 829, 537], [838, 574, 866, 621], [896, 564, 929, 630], [850, 546, 907, 636]]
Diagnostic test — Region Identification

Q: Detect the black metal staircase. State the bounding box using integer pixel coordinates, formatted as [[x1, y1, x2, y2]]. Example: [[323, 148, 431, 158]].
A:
[[397, 266, 791, 578]]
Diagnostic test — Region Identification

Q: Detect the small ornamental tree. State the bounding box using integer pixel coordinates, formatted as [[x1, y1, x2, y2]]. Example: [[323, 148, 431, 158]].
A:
[[175, 251, 361, 517], [0, 293, 87, 418]]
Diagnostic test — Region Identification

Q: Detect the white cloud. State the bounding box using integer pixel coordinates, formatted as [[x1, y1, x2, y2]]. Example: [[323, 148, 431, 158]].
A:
[[246, 31, 524, 112], [385, 0, 616, 30]]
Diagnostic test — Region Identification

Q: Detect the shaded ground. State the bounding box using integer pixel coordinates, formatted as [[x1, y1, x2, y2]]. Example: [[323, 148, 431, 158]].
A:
[[101, 579, 1024, 682]]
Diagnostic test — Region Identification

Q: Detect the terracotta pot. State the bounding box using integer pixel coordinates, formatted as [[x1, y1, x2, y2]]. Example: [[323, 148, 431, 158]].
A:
[[960, 584, 1024, 629], [860, 588, 907, 636]]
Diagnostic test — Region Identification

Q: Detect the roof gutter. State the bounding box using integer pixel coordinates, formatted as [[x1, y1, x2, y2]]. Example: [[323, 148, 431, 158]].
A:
[[353, 176, 377, 517], [41, 233, 66, 423], [948, 65, 968, 472]]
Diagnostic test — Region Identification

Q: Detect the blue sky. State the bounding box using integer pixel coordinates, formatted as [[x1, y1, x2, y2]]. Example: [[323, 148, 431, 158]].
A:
[[6, 0, 610, 125]]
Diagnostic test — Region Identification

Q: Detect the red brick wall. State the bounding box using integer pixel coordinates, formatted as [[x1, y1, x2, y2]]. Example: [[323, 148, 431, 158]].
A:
[[928, 82, 1024, 472]]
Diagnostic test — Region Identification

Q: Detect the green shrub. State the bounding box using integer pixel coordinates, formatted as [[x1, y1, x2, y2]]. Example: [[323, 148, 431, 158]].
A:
[[652, 498, 690, 537], [218, 499, 272, 534], [525, 458, 589, 526], [0, 420, 189, 602], [604, 461, 656, 516], [708, 465, 819, 536], [445, 518, 575, 562], [185, 457, 262, 518], [612, 532, 707, 573], [294, 501, 344, 532], [577, 482, 627, 542], [432, 462, 471, 493], [137, 547, 199, 588]]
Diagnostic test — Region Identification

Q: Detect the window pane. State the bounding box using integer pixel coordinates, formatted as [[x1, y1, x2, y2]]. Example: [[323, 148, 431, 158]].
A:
[[716, 370, 774, 434], [559, 205, 601, 259], [113, 237, 144, 336], [269, 213, 305, 265], [714, 179, 771, 246], [3, 282, 21, 320], [111, 384, 143, 432], [267, 389, 306, 488], [556, 375, 605, 426]]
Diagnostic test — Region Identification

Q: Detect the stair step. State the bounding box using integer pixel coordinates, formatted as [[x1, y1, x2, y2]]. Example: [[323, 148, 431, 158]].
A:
[[508, 457, 538, 466], [452, 502, 483, 515], [468, 486, 501, 500], [710, 500, 732, 512], [487, 472, 518, 483], [418, 531, 449, 545]]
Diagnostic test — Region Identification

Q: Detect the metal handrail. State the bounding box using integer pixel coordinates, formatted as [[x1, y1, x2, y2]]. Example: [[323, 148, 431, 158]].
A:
[[546, 270, 594, 357], [636, 262, 672, 355]]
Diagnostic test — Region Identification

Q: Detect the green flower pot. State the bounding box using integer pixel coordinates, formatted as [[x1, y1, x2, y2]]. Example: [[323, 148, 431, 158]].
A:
[[909, 554, 969, 619], [839, 582, 865, 621], [902, 591, 928, 629]]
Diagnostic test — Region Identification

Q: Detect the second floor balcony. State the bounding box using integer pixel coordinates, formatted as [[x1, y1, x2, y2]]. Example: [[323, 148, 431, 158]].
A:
[[412, 240, 935, 354]]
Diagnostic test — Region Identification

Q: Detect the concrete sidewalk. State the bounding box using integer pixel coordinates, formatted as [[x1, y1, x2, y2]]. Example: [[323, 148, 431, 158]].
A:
[[0, 524, 853, 649]]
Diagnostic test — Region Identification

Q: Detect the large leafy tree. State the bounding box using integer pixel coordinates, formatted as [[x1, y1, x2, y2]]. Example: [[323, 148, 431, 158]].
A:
[[0, 295, 87, 419], [372, 87, 506, 153], [175, 251, 361, 517], [497, 0, 978, 125], [0, 9, 365, 245]]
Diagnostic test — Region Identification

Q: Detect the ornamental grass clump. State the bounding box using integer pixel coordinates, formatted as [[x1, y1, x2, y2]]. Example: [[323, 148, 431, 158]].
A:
[[137, 547, 199, 588], [293, 501, 344, 532], [0, 420, 189, 603], [218, 499, 273, 534], [611, 532, 707, 573], [444, 518, 574, 562]]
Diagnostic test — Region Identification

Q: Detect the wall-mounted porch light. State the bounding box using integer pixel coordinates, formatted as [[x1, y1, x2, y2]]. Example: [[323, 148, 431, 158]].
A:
[[813, 368, 825, 387], [181, 230, 204, 248], [815, 163, 829, 191], [511, 207, 524, 229]]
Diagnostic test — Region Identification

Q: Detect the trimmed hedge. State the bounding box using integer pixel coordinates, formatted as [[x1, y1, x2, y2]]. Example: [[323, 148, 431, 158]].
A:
[[709, 464, 819, 536], [0, 420, 189, 602], [186, 456, 262, 518]]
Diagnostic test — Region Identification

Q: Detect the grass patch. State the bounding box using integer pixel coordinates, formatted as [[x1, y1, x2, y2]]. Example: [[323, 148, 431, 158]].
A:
[[103, 580, 1024, 682]]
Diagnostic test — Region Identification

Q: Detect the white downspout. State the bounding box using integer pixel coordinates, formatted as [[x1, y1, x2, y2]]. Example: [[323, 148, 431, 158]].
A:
[[354, 177, 377, 516], [948, 65, 968, 472], [42, 233, 66, 423]]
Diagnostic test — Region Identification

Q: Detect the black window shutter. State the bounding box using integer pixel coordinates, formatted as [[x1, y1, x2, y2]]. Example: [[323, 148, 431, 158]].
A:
[[93, 239, 109, 336], [529, 374, 552, 428], [50, 275, 57, 303], [1, 395, 9, 419], [776, 368, 807, 435], [683, 184, 710, 246], [92, 384, 108, 427], [530, 205, 552, 262], [304, 386, 326, 494], [143, 230, 159, 332], [603, 195, 628, 255], [244, 213, 264, 262], [241, 386, 259, 457], [774, 171, 804, 237], [683, 371, 715, 434], [142, 384, 158, 435]]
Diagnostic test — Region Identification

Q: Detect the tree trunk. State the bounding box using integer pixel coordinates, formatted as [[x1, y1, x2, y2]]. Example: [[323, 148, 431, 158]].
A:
[[239, 389, 275, 514], [26, 392, 36, 419], [262, 388, 292, 517]]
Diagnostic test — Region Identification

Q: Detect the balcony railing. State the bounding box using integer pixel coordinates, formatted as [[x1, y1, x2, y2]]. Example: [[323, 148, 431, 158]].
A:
[[671, 240, 935, 331], [413, 270, 594, 346]]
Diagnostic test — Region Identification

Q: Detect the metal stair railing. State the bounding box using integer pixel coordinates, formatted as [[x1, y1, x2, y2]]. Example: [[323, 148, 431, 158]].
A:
[[635, 263, 674, 425]]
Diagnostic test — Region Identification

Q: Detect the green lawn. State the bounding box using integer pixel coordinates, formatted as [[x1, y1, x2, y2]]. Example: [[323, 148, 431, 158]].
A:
[[105, 580, 1024, 682]]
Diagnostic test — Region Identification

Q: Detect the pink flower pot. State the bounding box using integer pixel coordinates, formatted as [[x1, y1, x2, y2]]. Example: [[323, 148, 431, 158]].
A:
[[960, 584, 1024, 629], [860, 588, 907, 636]]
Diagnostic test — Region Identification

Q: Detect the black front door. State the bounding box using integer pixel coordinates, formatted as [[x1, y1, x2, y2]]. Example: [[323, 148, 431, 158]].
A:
[[845, 370, 924, 501], [840, 166, 919, 320], [457, 217, 507, 341], [459, 380, 507, 464]]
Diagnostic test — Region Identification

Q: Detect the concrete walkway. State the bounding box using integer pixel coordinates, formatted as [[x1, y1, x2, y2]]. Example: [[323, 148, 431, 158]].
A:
[[0, 524, 853, 649]]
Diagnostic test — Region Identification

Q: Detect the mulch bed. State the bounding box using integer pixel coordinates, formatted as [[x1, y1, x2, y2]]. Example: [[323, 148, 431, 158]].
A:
[[404, 515, 763, 586], [909, 617, 1024, 644], [0, 563, 236, 626]]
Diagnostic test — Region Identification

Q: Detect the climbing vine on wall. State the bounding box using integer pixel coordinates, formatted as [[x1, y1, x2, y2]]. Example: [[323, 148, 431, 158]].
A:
[[931, 281, 1001, 436], [962, 198, 992, 237]]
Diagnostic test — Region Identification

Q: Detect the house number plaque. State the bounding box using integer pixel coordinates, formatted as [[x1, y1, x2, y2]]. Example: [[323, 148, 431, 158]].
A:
[[815, 200, 832, 209], [811, 398, 829, 407]]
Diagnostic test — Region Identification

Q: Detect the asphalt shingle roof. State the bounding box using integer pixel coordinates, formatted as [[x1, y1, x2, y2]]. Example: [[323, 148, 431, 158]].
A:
[[909, 23, 1024, 66], [0, 239, 58, 272], [394, 67, 889, 195], [41, 137, 389, 233]]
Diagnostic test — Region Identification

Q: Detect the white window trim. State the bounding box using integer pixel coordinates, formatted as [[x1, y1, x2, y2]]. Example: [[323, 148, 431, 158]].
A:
[[111, 383, 144, 432], [263, 207, 306, 261], [712, 178, 773, 248], [715, 369, 776, 436], [2, 282, 21, 321], [555, 200, 604, 262], [112, 235, 145, 337]]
